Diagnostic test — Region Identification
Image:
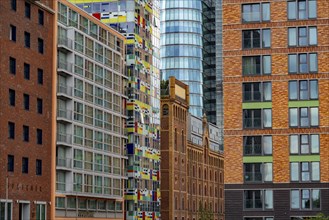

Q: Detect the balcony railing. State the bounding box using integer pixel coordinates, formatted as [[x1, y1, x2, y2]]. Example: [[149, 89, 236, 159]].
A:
[[57, 109, 72, 121], [58, 60, 73, 73], [56, 158, 72, 169], [57, 85, 72, 97], [57, 133, 72, 145], [58, 37, 73, 50]]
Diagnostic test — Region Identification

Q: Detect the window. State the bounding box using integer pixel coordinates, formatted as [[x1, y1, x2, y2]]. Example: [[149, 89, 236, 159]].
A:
[[8, 155, 14, 172], [243, 136, 272, 155], [9, 89, 15, 106], [11, 0, 17, 10], [36, 159, 42, 175], [243, 109, 272, 129], [291, 162, 320, 182], [244, 163, 272, 182], [0, 201, 12, 220], [242, 29, 271, 49], [242, 3, 270, 22], [242, 56, 271, 75], [288, 27, 317, 46], [289, 80, 318, 100], [38, 10, 44, 25], [23, 125, 29, 142], [290, 134, 319, 155], [8, 122, 15, 139], [291, 189, 320, 210], [243, 82, 271, 102], [288, 0, 317, 20], [24, 32, 30, 48], [23, 94, 30, 110], [244, 190, 273, 210], [24, 63, 30, 80], [288, 53, 317, 73], [37, 69, 43, 84], [289, 107, 319, 127], [36, 204, 46, 220], [25, 2, 31, 18], [9, 57, 16, 74], [22, 157, 29, 173], [37, 129, 43, 145], [10, 25, 16, 42], [38, 38, 44, 54], [37, 98, 43, 114]]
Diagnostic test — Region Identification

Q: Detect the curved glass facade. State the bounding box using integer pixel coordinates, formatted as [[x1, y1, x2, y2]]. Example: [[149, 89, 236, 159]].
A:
[[160, 0, 203, 117]]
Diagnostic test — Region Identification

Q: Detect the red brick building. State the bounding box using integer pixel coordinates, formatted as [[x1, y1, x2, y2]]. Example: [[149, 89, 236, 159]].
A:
[[161, 77, 224, 220], [0, 0, 56, 219]]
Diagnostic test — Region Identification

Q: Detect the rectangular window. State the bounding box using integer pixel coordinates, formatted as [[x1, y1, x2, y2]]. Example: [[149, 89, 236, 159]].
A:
[[243, 136, 272, 156], [24, 63, 30, 80], [242, 29, 271, 49], [38, 38, 44, 54], [291, 162, 320, 182], [8, 155, 14, 172], [22, 157, 29, 173], [10, 25, 16, 42], [8, 122, 15, 139], [243, 56, 271, 75], [37, 129, 43, 145], [243, 109, 272, 129], [37, 98, 43, 114], [244, 190, 273, 210], [242, 3, 270, 23], [23, 125, 29, 142], [36, 159, 42, 175], [11, 0, 17, 10], [290, 134, 319, 155], [288, 53, 317, 74], [0, 201, 12, 220], [25, 2, 31, 18], [243, 82, 271, 102], [23, 94, 30, 110], [37, 69, 43, 84], [289, 107, 319, 127], [38, 10, 44, 25], [291, 189, 320, 210], [289, 80, 318, 100], [244, 163, 272, 182], [288, 0, 317, 20], [288, 27, 317, 47], [24, 32, 30, 48], [9, 57, 16, 74], [36, 204, 46, 220], [9, 89, 15, 106]]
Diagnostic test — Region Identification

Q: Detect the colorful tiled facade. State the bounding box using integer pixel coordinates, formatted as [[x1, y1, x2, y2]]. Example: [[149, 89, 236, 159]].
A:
[[69, 0, 161, 219], [161, 77, 224, 220], [223, 1, 329, 219]]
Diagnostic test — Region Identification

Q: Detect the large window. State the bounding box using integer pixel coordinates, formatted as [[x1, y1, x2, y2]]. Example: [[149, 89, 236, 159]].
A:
[[288, 53, 317, 74], [289, 107, 319, 127], [289, 80, 318, 100], [291, 189, 320, 210], [243, 29, 271, 49], [243, 56, 271, 75], [243, 82, 271, 102], [244, 163, 272, 182], [244, 190, 273, 210], [287, 0, 317, 20], [290, 134, 319, 155], [242, 3, 270, 22], [288, 27, 317, 46], [243, 136, 272, 156], [36, 203, 46, 220], [243, 109, 272, 129], [290, 162, 320, 182], [0, 201, 12, 220]]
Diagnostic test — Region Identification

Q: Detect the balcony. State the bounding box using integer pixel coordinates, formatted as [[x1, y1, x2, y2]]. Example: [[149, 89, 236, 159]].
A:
[[57, 133, 72, 146], [56, 158, 72, 170], [57, 60, 73, 76], [58, 37, 73, 53], [57, 85, 72, 99], [57, 109, 72, 123]]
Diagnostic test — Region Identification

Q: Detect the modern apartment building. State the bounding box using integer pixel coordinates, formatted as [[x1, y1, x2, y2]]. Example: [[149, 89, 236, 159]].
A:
[[68, 0, 162, 219], [0, 0, 56, 219], [161, 77, 224, 220], [55, 1, 127, 219], [223, 1, 329, 219]]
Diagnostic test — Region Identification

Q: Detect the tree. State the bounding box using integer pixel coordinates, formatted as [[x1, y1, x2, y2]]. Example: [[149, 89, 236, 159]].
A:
[[198, 201, 214, 220], [311, 213, 329, 220]]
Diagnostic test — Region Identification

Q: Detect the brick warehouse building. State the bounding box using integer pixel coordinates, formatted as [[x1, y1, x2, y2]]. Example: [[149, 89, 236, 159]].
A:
[[223, 1, 329, 219], [0, 0, 56, 219], [161, 77, 224, 220]]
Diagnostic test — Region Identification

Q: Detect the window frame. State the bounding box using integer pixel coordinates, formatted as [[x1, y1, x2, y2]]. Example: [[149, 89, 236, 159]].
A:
[[290, 162, 320, 182], [8, 155, 14, 172], [22, 157, 29, 174], [9, 57, 16, 74], [244, 189, 273, 210], [243, 136, 273, 156], [288, 80, 318, 100], [24, 63, 30, 80], [24, 32, 31, 48], [242, 29, 271, 49], [242, 55, 271, 76], [290, 189, 320, 210], [25, 2, 31, 19], [9, 89, 15, 106], [288, 53, 318, 74], [287, 0, 317, 20], [38, 38, 44, 54], [244, 162, 273, 183], [37, 68, 44, 85], [10, 25, 16, 42], [23, 94, 30, 110], [37, 98, 43, 114], [8, 121, 15, 139], [36, 159, 42, 176], [243, 109, 272, 129], [243, 82, 272, 102], [290, 134, 320, 155], [288, 26, 317, 47], [23, 125, 29, 142], [242, 3, 271, 23], [289, 107, 319, 128], [38, 9, 44, 25]]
